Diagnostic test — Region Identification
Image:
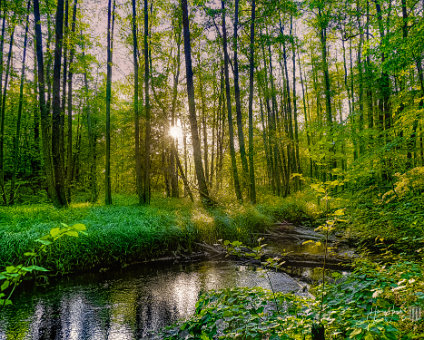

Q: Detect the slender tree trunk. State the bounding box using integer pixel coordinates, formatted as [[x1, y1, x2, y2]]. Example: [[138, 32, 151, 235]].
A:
[[297, 46, 312, 177], [132, 0, 142, 204], [291, 18, 300, 179], [34, 0, 57, 204], [60, 0, 68, 183], [0, 7, 6, 204], [222, 0, 242, 201], [248, 0, 256, 203], [170, 26, 182, 198], [181, 0, 211, 204], [83, 61, 97, 202], [51, 0, 67, 207], [105, 0, 115, 205], [66, 0, 77, 202], [10, 1, 31, 204], [0, 22, 14, 204], [142, 0, 151, 204], [233, 0, 249, 191]]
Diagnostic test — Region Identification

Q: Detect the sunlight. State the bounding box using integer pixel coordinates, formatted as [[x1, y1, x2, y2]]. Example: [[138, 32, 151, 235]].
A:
[[169, 125, 182, 139]]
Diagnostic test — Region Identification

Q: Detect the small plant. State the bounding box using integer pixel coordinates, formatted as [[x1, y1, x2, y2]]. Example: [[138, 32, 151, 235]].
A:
[[0, 223, 87, 309]]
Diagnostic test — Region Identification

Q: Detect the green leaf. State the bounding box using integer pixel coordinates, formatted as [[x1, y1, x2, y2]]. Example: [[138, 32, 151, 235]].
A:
[[333, 209, 345, 216], [25, 265, 48, 272], [72, 223, 87, 231], [1, 280, 10, 291], [50, 227, 61, 238], [35, 239, 52, 246], [350, 328, 363, 337], [65, 231, 79, 237], [24, 252, 37, 257]]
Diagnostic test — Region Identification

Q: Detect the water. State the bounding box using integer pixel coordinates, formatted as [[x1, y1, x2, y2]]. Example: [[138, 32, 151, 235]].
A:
[[0, 260, 303, 340]]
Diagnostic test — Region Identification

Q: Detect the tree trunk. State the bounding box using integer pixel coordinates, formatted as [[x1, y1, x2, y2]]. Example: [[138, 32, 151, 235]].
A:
[[181, 0, 211, 205], [9, 0, 31, 205], [221, 0, 242, 201], [247, 0, 256, 203], [66, 0, 78, 202], [51, 0, 67, 207], [34, 0, 57, 204], [132, 0, 143, 204], [233, 0, 249, 191], [10, 1, 31, 205], [0, 21, 14, 204], [142, 0, 151, 204], [105, 0, 115, 205]]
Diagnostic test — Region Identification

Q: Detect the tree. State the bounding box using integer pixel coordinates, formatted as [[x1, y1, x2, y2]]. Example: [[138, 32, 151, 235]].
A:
[[181, 0, 210, 205], [105, 0, 115, 205], [248, 0, 256, 203]]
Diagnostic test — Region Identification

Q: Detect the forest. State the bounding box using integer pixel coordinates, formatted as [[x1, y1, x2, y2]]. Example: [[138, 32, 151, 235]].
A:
[[0, 0, 423, 338]]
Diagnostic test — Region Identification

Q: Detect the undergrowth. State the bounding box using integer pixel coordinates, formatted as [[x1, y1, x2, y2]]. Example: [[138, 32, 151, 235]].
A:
[[0, 193, 315, 275]]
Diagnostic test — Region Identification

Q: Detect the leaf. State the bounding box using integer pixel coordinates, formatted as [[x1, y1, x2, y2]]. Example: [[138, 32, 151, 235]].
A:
[[333, 209, 345, 216], [1, 280, 10, 291], [25, 265, 48, 272], [35, 239, 52, 246], [50, 227, 61, 238], [24, 252, 37, 257], [310, 183, 325, 193], [72, 223, 87, 231], [302, 240, 314, 245], [350, 328, 363, 337], [65, 231, 79, 237]]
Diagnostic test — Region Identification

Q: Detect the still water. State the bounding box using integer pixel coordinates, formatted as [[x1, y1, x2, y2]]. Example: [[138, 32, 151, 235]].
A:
[[0, 260, 303, 340]]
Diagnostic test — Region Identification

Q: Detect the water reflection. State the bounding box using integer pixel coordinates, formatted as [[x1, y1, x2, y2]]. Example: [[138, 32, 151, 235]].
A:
[[0, 260, 301, 340]]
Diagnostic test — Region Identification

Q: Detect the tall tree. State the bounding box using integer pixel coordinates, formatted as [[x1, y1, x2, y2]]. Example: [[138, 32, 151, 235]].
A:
[[181, 0, 211, 204], [0, 16, 14, 204], [10, 0, 31, 205], [66, 0, 78, 202], [233, 0, 249, 191], [105, 0, 115, 205], [51, 0, 67, 207], [221, 0, 242, 201], [248, 0, 256, 203], [34, 0, 57, 204], [132, 0, 142, 204], [142, 0, 151, 204]]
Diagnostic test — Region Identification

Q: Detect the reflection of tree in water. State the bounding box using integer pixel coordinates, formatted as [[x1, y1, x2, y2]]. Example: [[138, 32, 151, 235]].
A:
[[0, 261, 301, 339]]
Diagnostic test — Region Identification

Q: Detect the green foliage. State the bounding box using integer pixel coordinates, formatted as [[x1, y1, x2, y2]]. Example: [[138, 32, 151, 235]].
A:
[[316, 260, 424, 339], [0, 223, 86, 308], [161, 260, 424, 339], [0, 197, 280, 274]]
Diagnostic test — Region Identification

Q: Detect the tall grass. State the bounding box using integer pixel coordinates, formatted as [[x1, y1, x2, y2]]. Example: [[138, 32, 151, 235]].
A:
[[0, 193, 316, 275]]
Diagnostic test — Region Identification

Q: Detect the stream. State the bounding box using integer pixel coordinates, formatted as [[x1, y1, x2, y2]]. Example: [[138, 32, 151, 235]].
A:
[[0, 259, 304, 340], [0, 223, 352, 339]]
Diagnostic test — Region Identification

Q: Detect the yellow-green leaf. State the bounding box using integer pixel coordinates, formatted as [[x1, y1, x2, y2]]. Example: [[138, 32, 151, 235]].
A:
[[50, 227, 61, 238], [65, 231, 79, 237], [72, 223, 87, 231]]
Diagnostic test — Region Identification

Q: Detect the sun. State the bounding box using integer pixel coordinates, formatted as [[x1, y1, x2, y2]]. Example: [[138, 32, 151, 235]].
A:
[[169, 126, 183, 139]]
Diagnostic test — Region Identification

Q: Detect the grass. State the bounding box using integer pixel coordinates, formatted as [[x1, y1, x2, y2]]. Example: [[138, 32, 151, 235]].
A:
[[0, 193, 316, 276]]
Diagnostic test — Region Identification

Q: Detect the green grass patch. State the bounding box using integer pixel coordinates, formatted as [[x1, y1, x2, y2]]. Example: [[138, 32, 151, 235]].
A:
[[0, 194, 314, 275]]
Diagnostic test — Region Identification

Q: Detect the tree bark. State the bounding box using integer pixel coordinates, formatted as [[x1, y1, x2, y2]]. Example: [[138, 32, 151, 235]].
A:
[[66, 0, 78, 202], [247, 0, 256, 203], [222, 0, 242, 201], [51, 0, 67, 207], [34, 0, 57, 204], [181, 0, 211, 205], [233, 0, 249, 191], [142, 0, 151, 204], [10, 0, 31, 205], [105, 0, 115, 205]]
